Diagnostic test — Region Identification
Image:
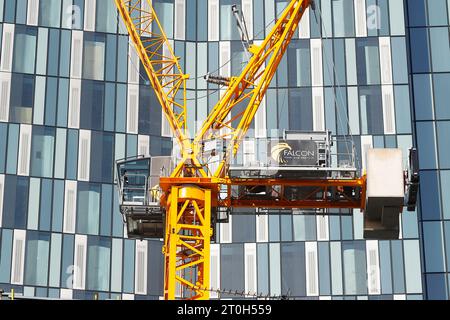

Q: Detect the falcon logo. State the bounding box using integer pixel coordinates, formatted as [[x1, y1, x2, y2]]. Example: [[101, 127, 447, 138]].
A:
[[271, 143, 292, 164]]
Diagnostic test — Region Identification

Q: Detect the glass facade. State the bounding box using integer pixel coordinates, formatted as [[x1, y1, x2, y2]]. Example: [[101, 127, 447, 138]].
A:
[[0, 0, 443, 300], [405, 0, 450, 300]]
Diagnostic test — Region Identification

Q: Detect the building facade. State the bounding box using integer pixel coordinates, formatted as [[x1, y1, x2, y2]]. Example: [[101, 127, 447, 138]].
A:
[[0, 0, 443, 300], [405, 0, 450, 300]]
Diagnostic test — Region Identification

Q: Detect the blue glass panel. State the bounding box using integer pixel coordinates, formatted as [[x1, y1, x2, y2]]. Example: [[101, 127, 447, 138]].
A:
[[379, 241, 392, 294], [39, 179, 53, 231], [434, 74, 450, 120], [45, 77, 58, 126], [419, 171, 441, 220], [100, 184, 112, 237], [281, 242, 305, 296], [30, 126, 55, 178], [437, 122, 450, 169], [66, 129, 78, 180], [318, 242, 331, 295], [391, 240, 405, 293], [0, 229, 13, 283], [105, 35, 117, 82], [13, 25, 37, 74], [394, 85, 412, 134], [47, 29, 60, 76], [57, 78, 69, 127], [148, 241, 164, 296], [2, 175, 29, 229], [416, 122, 437, 169], [289, 88, 312, 131], [90, 132, 114, 184], [87, 236, 111, 291], [410, 28, 430, 73], [59, 30, 71, 77], [61, 234, 74, 288], [257, 244, 269, 296], [80, 80, 105, 131], [24, 231, 50, 286], [77, 182, 101, 235], [407, 0, 427, 27], [232, 213, 256, 243], [6, 124, 19, 174], [123, 239, 135, 293], [0, 124, 7, 173], [52, 179, 64, 232], [3, 0, 15, 23], [9, 74, 35, 124], [139, 85, 161, 135], [221, 244, 244, 296], [426, 273, 448, 300], [423, 222, 445, 273], [39, 0, 61, 27], [342, 241, 367, 295]]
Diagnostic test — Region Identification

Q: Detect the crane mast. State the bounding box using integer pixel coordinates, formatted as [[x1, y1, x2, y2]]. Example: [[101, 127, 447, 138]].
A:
[[114, 0, 418, 301]]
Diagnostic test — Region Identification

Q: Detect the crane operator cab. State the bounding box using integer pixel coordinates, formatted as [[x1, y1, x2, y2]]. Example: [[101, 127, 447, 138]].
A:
[[116, 156, 171, 239]]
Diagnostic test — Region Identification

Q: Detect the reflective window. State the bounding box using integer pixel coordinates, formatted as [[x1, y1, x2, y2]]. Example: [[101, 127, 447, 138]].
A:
[[407, 0, 427, 27], [61, 234, 74, 288], [39, 0, 62, 28], [221, 244, 244, 297], [87, 236, 111, 291], [426, 273, 448, 300], [281, 242, 306, 296], [420, 171, 442, 220], [289, 88, 312, 131], [429, 27, 450, 72], [154, 0, 174, 38], [416, 122, 438, 169], [433, 74, 450, 119], [342, 241, 366, 295], [9, 74, 35, 124], [47, 29, 60, 77], [410, 28, 431, 73], [423, 222, 446, 272], [232, 213, 256, 243], [427, 0, 448, 26], [437, 122, 450, 169], [80, 80, 105, 131], [13, 25, 37, 74], [0, 229, 13, 283], [288, 40, 310, 87], [318, 242, 331, 295], [332, 0, 355, 37], [139, 85, 161, 135], [30, 126, 55, 178], [220, 0, 241, 40], [25, 231, 50, 286], [441, 171, 450, 220], [77, 182, 101, 235], [0, 124, 7, 173], [2, 175, 29, 229], [359, 86, 383, 135], [356, 38, 380, 85], [90, 132, 114, 184], [391, 240, 405, 293], [83, 33, 106, 81], [96, 1, 116, 33]]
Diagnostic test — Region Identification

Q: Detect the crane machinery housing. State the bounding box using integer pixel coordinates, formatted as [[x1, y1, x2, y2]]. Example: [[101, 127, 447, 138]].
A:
[[114, 0, 419, 300]]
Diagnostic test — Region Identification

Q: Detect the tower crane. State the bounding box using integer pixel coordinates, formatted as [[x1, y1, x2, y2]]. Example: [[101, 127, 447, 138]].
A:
[[114, 0, 419, 300]]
